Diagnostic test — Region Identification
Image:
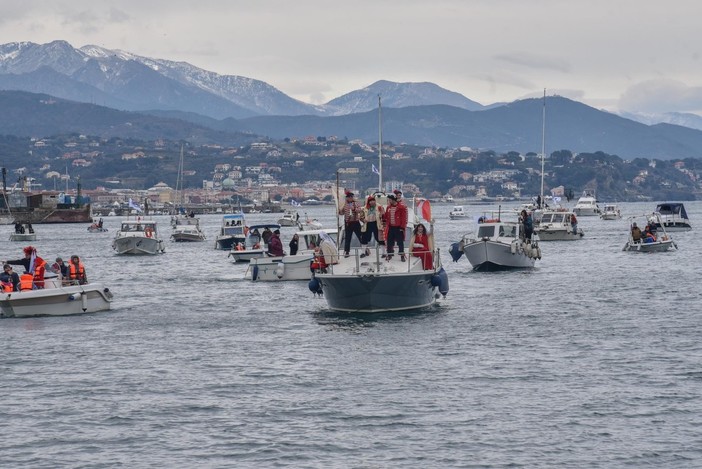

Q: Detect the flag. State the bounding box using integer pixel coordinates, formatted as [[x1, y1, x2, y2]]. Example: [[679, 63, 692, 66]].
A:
[[372, 163, 380, 175], [415, 198, 432, 222], [553, 196, 561, 203], [290, 199, 301, 207], [128, 198, 143, 213]]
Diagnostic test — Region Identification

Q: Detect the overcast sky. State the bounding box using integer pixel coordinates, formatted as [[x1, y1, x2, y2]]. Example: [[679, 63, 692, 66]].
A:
[[1, 0, 701, 114]]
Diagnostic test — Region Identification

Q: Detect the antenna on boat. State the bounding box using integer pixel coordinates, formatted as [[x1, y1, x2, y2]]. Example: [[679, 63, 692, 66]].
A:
[[540, 89, 546, 208], [378, 95, 383, 192]]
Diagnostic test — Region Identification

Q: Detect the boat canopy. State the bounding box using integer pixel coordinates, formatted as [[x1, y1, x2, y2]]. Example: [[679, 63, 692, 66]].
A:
[[655, 203, 688, 219], [248, 223, 282, 231]]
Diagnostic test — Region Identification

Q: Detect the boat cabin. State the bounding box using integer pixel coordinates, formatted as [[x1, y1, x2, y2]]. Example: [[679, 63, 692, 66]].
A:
[[477, 221, 519, 239], [120, 220, 158, 233], [220, 214, 246, 236], [539, 211, 574, 225], [243, 223, 282, 248]]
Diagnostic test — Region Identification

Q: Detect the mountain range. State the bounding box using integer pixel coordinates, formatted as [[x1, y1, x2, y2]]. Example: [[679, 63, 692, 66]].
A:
[[2, 40, 702, 159]]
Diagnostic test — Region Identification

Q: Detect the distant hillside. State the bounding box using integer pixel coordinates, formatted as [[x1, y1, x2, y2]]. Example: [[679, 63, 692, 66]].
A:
[[0, 90, 255, 146]]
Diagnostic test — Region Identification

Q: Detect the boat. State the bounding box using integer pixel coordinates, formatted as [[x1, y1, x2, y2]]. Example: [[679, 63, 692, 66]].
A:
[[600, 204, 622, 220], [171, 216, 206, 242], [535, 209, 584, 241], [623, 213, 677, 252], [650, 203, 691, 231], [214, 213, 247, 250], [228, 223, 281, 262], [301, 213, 323, 229], [277, 209, 299, 227], [0, 273, 113, 318], [449, 205, 467, 220], [87, 219, 108, 232], [450, 214, 541, 270], [112, 219, 166, 255], [248, 229, 338, 281], [309, 97, 449, 313], [9, 222, 37, 241], [573, 190, 601, 216]]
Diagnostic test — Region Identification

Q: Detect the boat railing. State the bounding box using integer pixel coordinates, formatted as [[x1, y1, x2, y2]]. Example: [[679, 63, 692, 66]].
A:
[[321, 245, 441, 275]]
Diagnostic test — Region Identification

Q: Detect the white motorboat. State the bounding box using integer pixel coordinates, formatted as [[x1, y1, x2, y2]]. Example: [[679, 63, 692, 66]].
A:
[[171, 216, 206, 242], [573, 190, 601, 216], [623, 213, 677, 253], [248, 228, 338, 281], [0, 273, 113, 318], [214, 213, 247, 250], [112, 219, 166, 255], [449, 205, 467, 220], [277, 209, 299, 227], [651, 203, 692, 231], [10, 222, 36, 241], [451, 218, 541, 270], [229, 223, 281, 262], [600, 204, 622, 220], [300, 213, 323, 230], [536, 210, 584, 241]]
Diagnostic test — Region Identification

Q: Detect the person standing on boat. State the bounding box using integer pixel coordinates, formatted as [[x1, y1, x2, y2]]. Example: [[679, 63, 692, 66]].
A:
[[384, 194, 408, 261], [570, 213, 578, 235], [289, 233, 299, 256], [67, 255, 88, 285], [520, 210, 534, 242], [5, 246, 46, 289], [360, 195, 385, 257], [267, 229, 285, 257], [0, 264, 20, 292], [409, 223, 433, 270], [631, 222, 643, 243], [339, 191, 363, 257], [261, 227, 273, 245]]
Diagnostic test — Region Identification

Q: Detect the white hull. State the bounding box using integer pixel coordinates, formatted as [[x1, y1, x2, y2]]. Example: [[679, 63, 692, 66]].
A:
[[171, 232, 206, 242], [249, 254, 315, 281], [572, 207, 600, 216], [463, 239, 537, 270], [536, 227, 584, 241], [623, 239, 677, 252], [1, 283, 113, 318], [9, 233, 37, 241], [656, 222, 691, 232], [229, 248, 266, 263], [600, 212, 621, 220], [449, 214, 467, 220], [112, 235, 166, 255]]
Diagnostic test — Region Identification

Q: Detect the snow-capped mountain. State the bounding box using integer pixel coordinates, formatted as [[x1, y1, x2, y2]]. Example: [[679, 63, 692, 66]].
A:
[[325, 80, 486, 115], [619, 110, 702, 131]]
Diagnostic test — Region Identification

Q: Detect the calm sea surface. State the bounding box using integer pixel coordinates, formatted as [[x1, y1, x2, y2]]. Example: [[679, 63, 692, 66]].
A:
[[2, 201, 701, 468]]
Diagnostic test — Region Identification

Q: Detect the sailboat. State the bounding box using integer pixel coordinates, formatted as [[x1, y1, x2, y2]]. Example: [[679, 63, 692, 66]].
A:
[[310, 96, 449, 313], [533, 90, 584, 241], [170, 145, 206, 242]]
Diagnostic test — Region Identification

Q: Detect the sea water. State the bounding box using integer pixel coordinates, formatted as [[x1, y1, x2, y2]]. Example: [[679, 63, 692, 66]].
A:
[[1, 202, 701, 467]]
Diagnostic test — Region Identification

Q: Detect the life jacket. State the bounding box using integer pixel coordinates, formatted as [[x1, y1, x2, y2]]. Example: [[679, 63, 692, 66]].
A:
[[2, 281, 13, 292], [19, 273, 34, 291], [69, 261, 86, 282], [33, 258, 46, 288], [144, 226, 154, 238]]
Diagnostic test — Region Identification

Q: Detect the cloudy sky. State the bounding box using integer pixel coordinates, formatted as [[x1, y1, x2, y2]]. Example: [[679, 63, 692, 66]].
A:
[[1, 0, 700, 113]]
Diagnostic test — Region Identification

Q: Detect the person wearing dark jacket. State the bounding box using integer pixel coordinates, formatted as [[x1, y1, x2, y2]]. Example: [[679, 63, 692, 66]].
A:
[[267, 230, 285, 257], [289, 233, 299, 256], [0, 264, 20, 292]]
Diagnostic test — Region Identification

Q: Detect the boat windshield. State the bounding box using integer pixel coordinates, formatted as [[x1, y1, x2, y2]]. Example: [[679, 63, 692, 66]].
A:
[[498, 225, 517, 237], [477, 226, 495, 238]]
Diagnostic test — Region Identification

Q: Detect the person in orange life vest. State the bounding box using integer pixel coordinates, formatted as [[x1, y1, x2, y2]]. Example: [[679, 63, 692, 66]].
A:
[[5, 245, 46, 289], [68, 255, 88, 285], [0, 264, 20, 292], [360, 195, 385, 257], [339, 191, 363, 257], [383, 194, 408, 261], [409, 223, 433, 270]]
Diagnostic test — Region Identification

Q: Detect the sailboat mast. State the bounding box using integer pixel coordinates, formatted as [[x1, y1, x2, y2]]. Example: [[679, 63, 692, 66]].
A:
[[540, 89, 546, 205], [378, 95, 383, 192]]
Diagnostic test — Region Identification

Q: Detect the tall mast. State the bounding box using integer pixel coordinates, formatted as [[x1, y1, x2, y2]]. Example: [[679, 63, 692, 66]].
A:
[[378, 95, 383, 192], [540, 89, 546, 205]]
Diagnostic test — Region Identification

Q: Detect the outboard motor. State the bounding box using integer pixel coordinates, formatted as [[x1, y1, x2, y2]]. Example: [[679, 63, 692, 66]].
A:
[[449, 242, 464, 262]]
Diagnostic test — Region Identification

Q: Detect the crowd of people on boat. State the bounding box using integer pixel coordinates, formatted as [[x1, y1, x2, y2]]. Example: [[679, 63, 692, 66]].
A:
[[13, 222, 34, 234], [630, 222, 658, 243], [1, 246, 88, 292]]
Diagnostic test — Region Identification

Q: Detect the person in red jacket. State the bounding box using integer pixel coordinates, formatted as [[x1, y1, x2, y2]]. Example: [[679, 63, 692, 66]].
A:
[[5, 246, 46, 289], [383, 194, 408, 261]]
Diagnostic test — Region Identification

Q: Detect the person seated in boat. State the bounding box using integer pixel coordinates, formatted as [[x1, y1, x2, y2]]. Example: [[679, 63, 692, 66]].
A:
[[643, 225, 657, 243], [266, 229, 285, 257], [67, 255, 88, 285], [409, 223, 433, 270], [261, 227, 273, 245], [14, 221, 23, 234], [27, 223, 34, 234], [630, 222, 643, 243], [98, 218, 104, 228], [234, 242, 245, 251], [5, 246, 46, 289], [50, 257, 69, 280], [1, 264, 20, 292]]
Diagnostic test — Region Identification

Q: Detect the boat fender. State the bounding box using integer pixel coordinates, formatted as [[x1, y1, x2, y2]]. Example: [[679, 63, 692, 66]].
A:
[[436, 267, 449, 297], [531, 245, 539, 259], [251, 264, 259, 282], [275, 262, 285, 279], [449, 242, 464, 262], [510, 242, 517, 255], [103, 288, 114, 300], [535, 246, 542, 260], [81, 293, 88, 312], [308, 277, 323, 295], [69, 292, 82, 301]]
